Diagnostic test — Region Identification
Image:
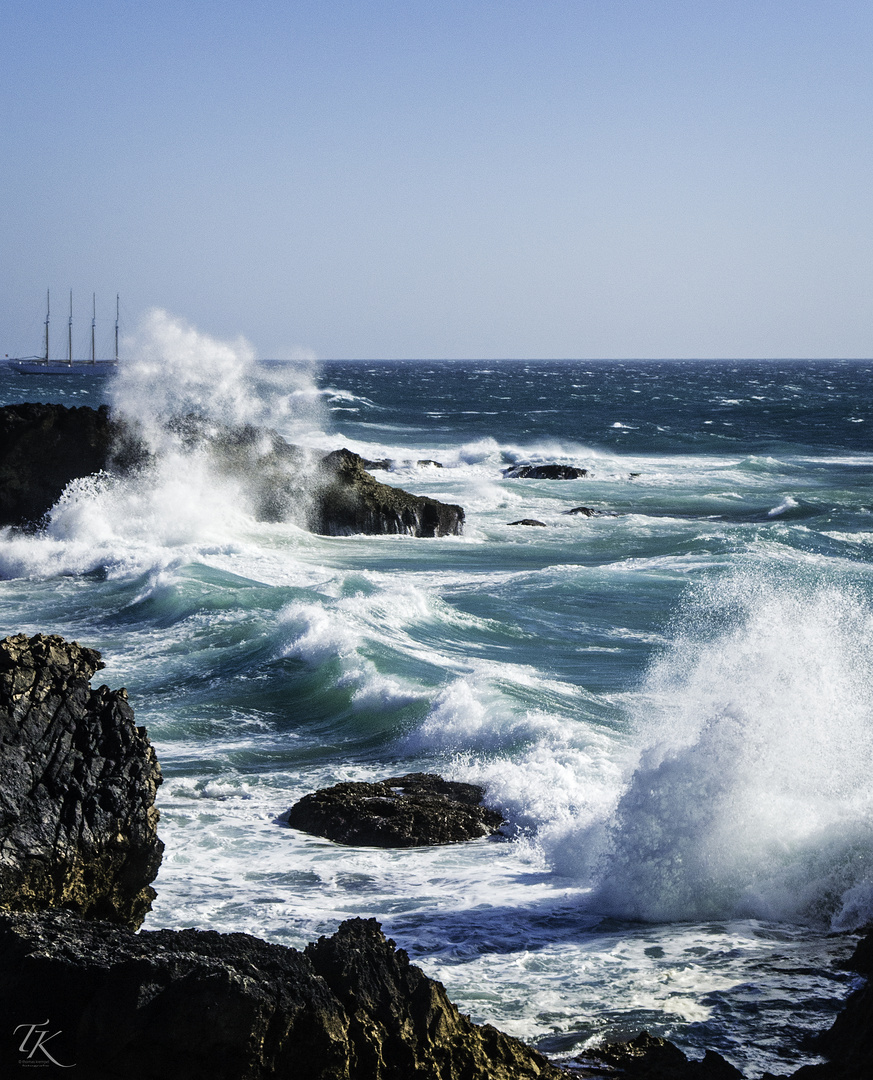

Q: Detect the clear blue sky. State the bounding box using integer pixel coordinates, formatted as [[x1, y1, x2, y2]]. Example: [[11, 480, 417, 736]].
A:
[[2, 0, 872, 359]]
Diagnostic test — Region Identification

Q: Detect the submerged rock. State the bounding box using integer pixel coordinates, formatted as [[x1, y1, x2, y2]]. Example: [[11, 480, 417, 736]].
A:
[[282, 772, 505, 847], [503, 464, 589, 480], [0, 633, 163, 929], [0, 910, 563, 1080], [507, 518, 548, 527]]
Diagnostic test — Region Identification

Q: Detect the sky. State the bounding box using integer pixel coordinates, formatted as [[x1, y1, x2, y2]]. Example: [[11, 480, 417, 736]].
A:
[[2, 0, 872, 360]]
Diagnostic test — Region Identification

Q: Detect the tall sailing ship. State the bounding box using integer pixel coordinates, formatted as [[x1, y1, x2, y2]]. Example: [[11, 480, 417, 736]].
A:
[[10, 291, 120, 374]]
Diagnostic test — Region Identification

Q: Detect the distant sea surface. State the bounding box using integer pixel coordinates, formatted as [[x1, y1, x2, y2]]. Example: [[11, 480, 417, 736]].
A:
[[1, 357, 872, 1076]]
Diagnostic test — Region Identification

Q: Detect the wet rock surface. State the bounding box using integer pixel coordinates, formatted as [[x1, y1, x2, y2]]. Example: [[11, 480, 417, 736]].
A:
[[508, 518, 548, 526], [0, 404, 465, 537], [312, 448, 464, 537], [0, 633, 163, 929], [503, 464, 590, 479], [0, 910, 563, 1080], [567, 1031, 743, 1078], [282, 772, 505, 847]]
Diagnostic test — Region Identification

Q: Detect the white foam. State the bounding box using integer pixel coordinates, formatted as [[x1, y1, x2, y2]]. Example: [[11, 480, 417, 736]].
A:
[[560, 572, 873, 928], [767, 495, 799, 517]]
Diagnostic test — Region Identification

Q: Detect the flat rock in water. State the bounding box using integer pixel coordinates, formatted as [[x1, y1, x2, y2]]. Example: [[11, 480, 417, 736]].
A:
[[508, 518, 547, 527], [282, 772, 505, 847], [503, 463, 589, 479], [0, 633, 163, 929]]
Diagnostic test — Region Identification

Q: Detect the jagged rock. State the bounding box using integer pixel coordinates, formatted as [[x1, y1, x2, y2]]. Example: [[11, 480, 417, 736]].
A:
[[360, 457, 393, 471], [0, 633, 162, 930], [417, 459, 443, 468], [311, 449, 464, 537], [0, 402, 146, 528], [562, 507, 598, 517], [786, 928, 873, 1079], [503, 464, 589, 480], [282, 772, 505, 847], [0, 910, 563, 1080], [571, 1031, 743, 1079], [507, 519, 547, 527]]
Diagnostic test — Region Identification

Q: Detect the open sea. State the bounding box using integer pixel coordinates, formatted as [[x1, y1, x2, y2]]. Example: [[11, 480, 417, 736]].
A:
[[1, 343, 872, 1076]]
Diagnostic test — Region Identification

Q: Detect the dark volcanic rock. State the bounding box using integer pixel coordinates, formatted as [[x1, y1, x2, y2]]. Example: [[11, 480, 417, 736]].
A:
[[311, 449, 464, 537], [572, 1031, 743, 1079], [0, 909, 563, 1080], [283, 772, 505, 847], [507, 519, 548, 527], [0, 402, 145, 527], [562, 506, 598, 517], [503, 464, 589, 480], [0, 404, 465, 538], [0, 633, 162, 930]]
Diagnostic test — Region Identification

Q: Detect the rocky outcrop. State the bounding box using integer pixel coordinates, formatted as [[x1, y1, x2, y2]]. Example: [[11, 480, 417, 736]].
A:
[[0, 404, 464, 537], [503, 464, 589, 480], [0, 402, 145, 527], [0, 910, 563, 1080], [508, 519, 548, 527], [0, 633, 162, 929], [311, 449, 464, 537], [282, 772, 505, 847]]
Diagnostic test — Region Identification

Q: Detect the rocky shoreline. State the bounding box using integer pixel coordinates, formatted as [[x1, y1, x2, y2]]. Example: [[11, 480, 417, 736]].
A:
[[0, 402, 464, 537], [0, 631, 868, 1077]]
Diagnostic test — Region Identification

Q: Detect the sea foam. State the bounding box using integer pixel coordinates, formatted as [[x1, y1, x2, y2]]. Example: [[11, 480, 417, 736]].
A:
[[565, 570, 873, 928]]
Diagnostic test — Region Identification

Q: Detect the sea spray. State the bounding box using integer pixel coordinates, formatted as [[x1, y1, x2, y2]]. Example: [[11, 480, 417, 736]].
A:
[[111, 309, 324, 443], [574, 570, 873, 927]]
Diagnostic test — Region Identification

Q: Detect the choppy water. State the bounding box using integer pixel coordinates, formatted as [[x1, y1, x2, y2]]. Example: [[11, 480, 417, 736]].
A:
[[1, 328, 871, 1076]]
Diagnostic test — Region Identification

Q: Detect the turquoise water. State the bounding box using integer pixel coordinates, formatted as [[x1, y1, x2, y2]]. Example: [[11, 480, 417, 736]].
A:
[[1, 351, 871, 1075]]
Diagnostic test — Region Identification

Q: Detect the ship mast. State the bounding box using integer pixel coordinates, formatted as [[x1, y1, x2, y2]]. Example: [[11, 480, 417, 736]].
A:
[[44, 290, 50, 363], [91, 293, 96, 364], [68, 290, 73, 366], [115, 294, 119, 363]]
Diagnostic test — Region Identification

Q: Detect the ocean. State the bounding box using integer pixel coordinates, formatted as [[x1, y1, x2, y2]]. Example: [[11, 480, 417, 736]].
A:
[[1, 343, 871, 1076]]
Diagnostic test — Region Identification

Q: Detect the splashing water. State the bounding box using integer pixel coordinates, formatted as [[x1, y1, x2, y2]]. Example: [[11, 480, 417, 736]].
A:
[[112, 308, 324, 448], [0, 312, 328, 578], [568, 571, 873, 927]]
